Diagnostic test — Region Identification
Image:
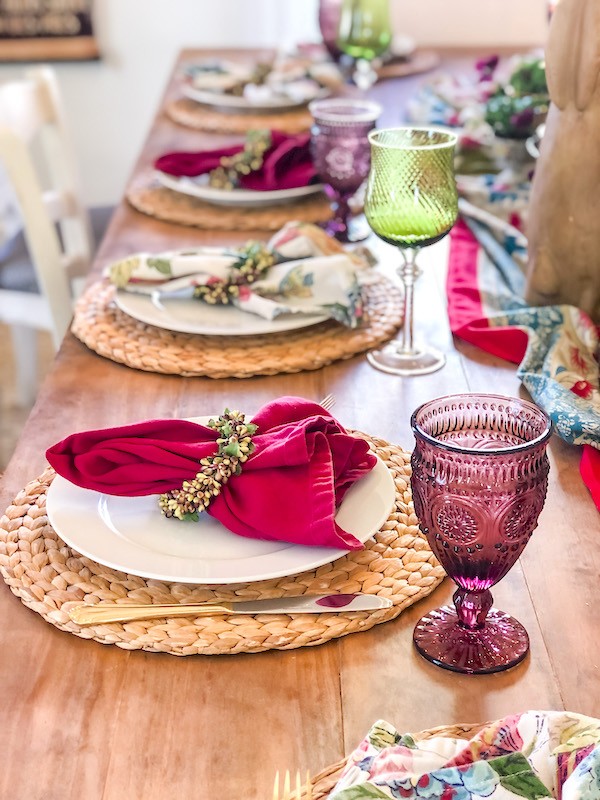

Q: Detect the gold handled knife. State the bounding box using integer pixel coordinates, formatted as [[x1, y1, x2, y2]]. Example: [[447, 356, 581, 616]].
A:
[[68, 593, 393, 625]]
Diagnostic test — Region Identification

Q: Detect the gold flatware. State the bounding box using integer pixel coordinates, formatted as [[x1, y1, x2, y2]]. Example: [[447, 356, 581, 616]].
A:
[[68, 593, 392, 625], [273, 770, 312, 800]]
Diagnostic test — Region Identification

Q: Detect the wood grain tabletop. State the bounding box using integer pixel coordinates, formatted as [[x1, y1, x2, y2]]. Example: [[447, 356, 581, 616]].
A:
[[0, 48, 597, 800]]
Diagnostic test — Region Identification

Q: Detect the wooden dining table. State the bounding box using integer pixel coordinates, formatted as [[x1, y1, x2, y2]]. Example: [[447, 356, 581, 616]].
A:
[[0, 48, 598, 800]]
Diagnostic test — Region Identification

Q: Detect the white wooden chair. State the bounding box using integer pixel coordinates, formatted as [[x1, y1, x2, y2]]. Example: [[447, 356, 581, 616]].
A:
[[0, 67, 109, 405]]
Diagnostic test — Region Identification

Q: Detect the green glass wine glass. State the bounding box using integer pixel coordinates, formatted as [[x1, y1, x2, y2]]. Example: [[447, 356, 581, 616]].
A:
[[337, 0, 392, 90], [365, 127, 458, 376]]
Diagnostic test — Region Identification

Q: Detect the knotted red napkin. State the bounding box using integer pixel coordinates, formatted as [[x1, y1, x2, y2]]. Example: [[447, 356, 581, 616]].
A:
[[46, 397, 377, 550], [154, 131, 317, 191]]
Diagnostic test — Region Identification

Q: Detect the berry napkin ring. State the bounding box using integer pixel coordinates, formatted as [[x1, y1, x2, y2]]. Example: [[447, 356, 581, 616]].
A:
[[208, 129, 272, 190], [159, 410, 258, 521], [193, 241, 275, 305]]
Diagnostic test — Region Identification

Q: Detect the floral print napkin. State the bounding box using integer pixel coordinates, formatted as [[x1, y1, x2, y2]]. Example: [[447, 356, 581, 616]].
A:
[[106, 222, 368, 328], [330, 712, 600, 799]]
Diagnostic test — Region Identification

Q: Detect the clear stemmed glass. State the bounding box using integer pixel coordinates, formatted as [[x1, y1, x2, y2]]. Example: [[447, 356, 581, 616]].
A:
[[336, 0, 392, 90], [309, 98, 382, 242], [410, 394, 552, 674], [364, 127, 458, 376]]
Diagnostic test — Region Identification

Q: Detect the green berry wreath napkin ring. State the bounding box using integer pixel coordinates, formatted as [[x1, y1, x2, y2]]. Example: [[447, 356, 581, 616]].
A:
[[106, 222, 371, 328], [159, 410, 257, 521]]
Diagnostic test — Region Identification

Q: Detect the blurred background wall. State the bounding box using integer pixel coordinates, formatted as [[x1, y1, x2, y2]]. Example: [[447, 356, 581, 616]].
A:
[[0, 0, 548, 207]]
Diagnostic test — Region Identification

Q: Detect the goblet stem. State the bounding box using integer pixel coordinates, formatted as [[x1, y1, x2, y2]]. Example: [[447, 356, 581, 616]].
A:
[[398, 248, 419, 356], [353, 58, 379, 90], [325, 189, 367, 243], [453, 587, 493, 630], [332, 190, 352, 241], [366, 245, 445, 375]]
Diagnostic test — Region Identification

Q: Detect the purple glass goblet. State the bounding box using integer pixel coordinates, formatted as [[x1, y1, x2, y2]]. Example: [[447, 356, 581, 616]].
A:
[[309, 98, 382, 242], [318, 0, 343, 61], [410, 393, 552, 675]]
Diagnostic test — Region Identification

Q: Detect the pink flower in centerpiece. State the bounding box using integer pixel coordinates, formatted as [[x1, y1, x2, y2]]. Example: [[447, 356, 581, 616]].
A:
[[237, 285, 252, 301], [475, 54, 499, 81]]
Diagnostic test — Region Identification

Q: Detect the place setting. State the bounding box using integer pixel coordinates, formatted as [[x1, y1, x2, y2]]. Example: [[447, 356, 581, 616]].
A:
[[0, 388, 553, 668], [166, 49, 344, 135], [94, 107, 464, 382], [71, 219, 404, 377], [0, 394, 445, 656], [128, 92, 385, 234], [126, 126, 334, 231]]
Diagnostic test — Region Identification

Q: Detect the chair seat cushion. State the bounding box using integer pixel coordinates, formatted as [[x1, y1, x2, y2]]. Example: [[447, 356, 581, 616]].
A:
[[0, 206, 113, 294]]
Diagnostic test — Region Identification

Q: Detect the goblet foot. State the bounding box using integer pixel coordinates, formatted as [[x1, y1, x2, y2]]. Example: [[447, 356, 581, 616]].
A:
[[367, 343, 446, 376], [413, 605, 529, 674]]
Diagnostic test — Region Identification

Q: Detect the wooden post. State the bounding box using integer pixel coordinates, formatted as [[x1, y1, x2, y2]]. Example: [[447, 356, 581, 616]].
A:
[[525, 0, 600, 322]]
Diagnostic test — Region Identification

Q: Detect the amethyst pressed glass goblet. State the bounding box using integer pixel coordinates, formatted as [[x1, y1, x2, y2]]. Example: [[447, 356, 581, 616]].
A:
[[410, 394, 552, 674], [309, 98, 382, 242], [318, 0, 343, 61]]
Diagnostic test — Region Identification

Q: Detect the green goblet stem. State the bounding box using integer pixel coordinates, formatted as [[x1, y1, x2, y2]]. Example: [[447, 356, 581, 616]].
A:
[[398, 249, 419, 357]]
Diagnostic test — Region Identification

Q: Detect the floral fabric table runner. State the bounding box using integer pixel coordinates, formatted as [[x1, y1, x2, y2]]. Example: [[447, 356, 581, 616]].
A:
[[408, 53, 599, 511], [447, 217, 600, 511]]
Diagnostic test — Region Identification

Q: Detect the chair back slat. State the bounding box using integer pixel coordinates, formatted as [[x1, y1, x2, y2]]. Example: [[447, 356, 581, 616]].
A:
[[0, 66, 102, 405]]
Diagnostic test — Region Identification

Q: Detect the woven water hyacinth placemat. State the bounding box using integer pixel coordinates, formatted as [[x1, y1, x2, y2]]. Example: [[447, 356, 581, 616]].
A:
[[165, 97, 313, 135], [126, 179, 333, 232], [0, 435, 444, 656], [71, 274, 403, 378]]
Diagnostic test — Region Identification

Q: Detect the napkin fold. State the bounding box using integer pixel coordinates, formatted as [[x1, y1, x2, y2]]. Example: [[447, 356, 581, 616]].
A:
[[46, 397, 378, 551], [330, 711, 600, 799], [107, 222, 366, 328], [154, 131, 316, 191]]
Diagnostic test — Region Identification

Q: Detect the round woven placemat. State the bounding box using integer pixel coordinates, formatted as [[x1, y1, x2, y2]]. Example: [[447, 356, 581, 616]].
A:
[[71, 274, 403, 378], [306, 721, 487, 800], [166, 97, 313, 134], [377, 49, 441, 81], [0, 434, 444, 656], [127, 179, 333, 231]]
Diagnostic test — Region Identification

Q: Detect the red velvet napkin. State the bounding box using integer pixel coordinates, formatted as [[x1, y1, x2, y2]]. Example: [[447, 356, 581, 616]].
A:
[[46, 397, 377, 550], [154, 131, 317, 191]]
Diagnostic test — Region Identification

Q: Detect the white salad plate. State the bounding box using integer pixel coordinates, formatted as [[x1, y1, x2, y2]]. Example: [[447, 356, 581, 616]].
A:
[[45, 439, 396, 585], [115, 289, 328, 337], [155, 170, 324, 208], [182, 82, 322, 112]]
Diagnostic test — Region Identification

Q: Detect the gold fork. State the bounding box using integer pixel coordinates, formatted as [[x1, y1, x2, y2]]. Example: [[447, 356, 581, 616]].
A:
[[319, 393, 336, 412], [272, 770, 312, 800]]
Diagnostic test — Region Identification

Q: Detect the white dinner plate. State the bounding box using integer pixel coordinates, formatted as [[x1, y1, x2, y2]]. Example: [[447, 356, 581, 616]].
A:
[[115, 290, 328, 336], [45, 434, 396, 584], [156, 170, 325, 208], [182, 82, 321, 112]]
